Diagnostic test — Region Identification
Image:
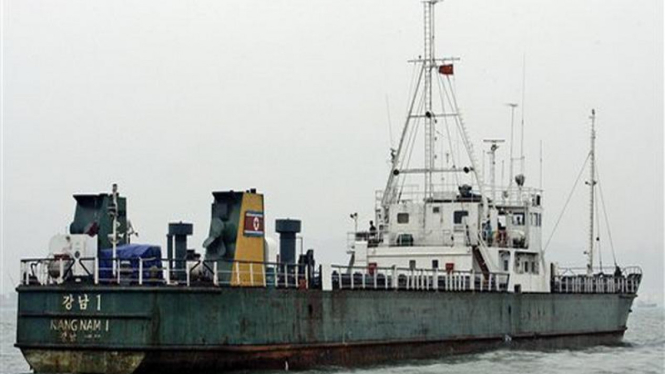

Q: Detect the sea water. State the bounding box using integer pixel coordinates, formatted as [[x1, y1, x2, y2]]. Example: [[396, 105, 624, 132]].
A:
[[2, 306, 663, 374]]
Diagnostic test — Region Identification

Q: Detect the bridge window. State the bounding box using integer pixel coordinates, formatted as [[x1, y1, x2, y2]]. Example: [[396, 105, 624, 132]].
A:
[[396, 234, 414, 247], [513, 213, 525, 226], [453, 210, 468, 224], [409, 260, 416, 270], [432, 260, 439, 269], [433, 206, 440, 213], [397, 213, 409, 224]]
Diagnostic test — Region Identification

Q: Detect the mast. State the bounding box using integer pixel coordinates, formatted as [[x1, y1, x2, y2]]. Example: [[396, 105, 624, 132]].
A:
[[484, 139, 504, 204], [109, 183, 120, 276], [423, 0, 437, 199], [381, 0, 485, 216], [587, 109, 596, 276]]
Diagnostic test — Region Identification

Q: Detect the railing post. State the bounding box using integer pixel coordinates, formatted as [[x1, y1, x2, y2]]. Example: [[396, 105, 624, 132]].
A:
[[351, 269, 355, 290], [469, 270, 474, 292], [235, 262, 241, 286], [250, 263, 255, 286], [94, 258, 99, 285], [213, 261, 219, 286], [362, 268, 366, 289], [391, 265, 397, 290], [116, 259, 121, 284], [434, 268, 439, 291], [262, 264, 267, 288], [305, 264, 309, 289], [164, 260, 170, 285], [283, 264, 287, 288], [274, 264, 279, 288], [186, 262, 191, 287], [58, 258, 64, 284], [139, 258, 143, 285]]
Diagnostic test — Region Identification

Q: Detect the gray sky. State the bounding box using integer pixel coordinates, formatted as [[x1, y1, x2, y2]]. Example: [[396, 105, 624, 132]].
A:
[[2, 0, 663, 301]]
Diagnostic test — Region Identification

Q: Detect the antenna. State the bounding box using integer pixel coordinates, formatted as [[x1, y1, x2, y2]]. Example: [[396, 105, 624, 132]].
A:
[[483, 139, 505, 204], [506, 103, 519, 193], [501, 160, 505, 198], [519, 54, 527, 176], [539, 140, 543, 190]]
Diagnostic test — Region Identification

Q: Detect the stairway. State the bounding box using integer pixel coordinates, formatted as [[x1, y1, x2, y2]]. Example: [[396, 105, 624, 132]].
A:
[[472, 245, 490, 280]]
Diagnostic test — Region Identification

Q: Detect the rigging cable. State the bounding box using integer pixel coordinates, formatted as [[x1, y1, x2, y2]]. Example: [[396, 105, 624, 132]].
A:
[[595, 184, 603, 272], [386, 95, 394, 149], [438, 75, 464, 186], [596, 165, 618, 266], [445, 75, 478, 188], [436, 73, 461, 188], [405, 62, 419, 115], [398, 90, 426, 198], [543, 153, 591, 252]]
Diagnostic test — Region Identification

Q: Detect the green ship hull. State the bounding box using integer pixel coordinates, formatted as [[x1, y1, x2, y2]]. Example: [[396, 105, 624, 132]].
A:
[[16, 286, 635, 373]]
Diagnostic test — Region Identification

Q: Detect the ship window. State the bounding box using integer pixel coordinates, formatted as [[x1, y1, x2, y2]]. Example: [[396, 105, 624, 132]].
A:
[[433, 207, 440, 214], [432, 260, 439, 269], [453, 210, 468, 224], [396, 234, 414, 247], [513, 213, 525, 226], [504, 260, 509, 272], [532, 262, 539, 274], [397, 213, 409, 224], [409, 260, 416, 270], [524, 261, 529, 273]]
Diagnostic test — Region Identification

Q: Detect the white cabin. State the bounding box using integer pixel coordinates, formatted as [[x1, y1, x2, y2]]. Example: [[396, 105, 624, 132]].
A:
[[349, 184, 550, 293]]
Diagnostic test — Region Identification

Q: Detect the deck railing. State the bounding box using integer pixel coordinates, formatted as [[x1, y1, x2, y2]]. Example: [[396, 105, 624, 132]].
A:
[[19, 256, 316, 289], [19, 256, 641, 295], [330, 265, 509, 292], [551, 266, 642, 294]]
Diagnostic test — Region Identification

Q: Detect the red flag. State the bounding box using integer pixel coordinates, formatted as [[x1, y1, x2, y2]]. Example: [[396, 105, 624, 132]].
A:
[[439, 64, 454, 75]]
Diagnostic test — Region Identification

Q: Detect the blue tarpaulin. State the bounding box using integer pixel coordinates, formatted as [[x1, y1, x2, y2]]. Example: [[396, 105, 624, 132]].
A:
[[99, 244, 163, 282]]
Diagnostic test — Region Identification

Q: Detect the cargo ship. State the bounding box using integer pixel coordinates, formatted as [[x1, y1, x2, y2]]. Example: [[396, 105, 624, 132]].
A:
[[15, 1, 642, 373]]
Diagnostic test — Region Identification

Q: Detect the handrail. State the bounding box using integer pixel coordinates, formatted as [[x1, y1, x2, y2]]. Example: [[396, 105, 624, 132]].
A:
[[551, 266, 642, 295], [330, 264, 510, 292], [19, 256, 641, 295], [555, 266, 642, 277], [18, 256, 316, 290]]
